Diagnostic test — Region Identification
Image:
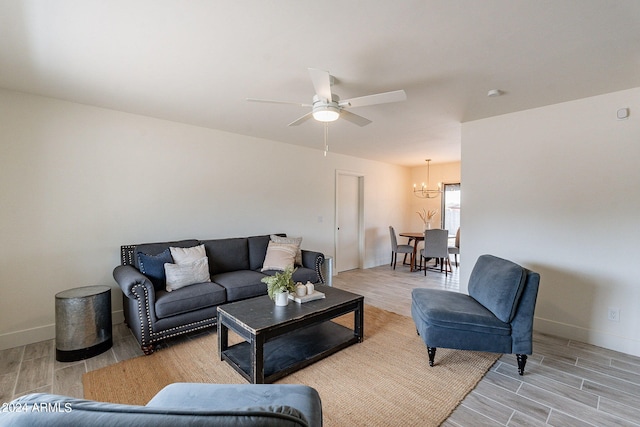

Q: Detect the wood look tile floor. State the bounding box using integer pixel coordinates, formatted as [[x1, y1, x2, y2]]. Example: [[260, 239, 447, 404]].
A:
[[2, 261, 640, 426]]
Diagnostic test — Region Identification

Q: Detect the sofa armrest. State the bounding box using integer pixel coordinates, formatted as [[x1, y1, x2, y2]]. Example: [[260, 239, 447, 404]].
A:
[[113, 265, 160, 352], [510, 270, 541, 355], [148, 383, 323, 427], [113, 265, 155, 299], [301, 250, 325, 284]]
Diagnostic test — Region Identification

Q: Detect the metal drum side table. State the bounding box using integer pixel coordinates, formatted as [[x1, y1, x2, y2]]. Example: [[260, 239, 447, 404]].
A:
[[55, 285, 112, 362], [321, 256, 334, 287]]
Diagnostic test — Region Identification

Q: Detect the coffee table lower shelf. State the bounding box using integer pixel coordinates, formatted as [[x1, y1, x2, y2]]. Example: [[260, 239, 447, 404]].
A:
[[221, 321, 356, 384]]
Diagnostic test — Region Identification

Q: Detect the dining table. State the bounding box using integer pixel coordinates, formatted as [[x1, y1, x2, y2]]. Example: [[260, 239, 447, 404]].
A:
[[399, 232, 424, 272]]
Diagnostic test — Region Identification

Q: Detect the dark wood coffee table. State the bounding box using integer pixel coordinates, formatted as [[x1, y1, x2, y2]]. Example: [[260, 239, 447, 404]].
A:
[[217, 285, 364, 384]]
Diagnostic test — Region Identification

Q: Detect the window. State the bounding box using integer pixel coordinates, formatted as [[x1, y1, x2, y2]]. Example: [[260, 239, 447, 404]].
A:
[[441, 183, 460, 238]]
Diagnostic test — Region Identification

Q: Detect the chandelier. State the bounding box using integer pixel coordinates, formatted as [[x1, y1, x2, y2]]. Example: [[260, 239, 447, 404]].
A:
[[413, 159, 442, 198]]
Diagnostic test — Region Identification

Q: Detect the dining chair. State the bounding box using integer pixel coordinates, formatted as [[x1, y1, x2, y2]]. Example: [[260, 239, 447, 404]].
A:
[[420, 229, 452, 276], [389, 226, 413, 270], [448, 227, 460, 267]]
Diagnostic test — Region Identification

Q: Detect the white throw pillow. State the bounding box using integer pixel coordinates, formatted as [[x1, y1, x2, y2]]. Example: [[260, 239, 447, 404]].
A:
[[170, 244, 207, 264], [261, 241, 297, 272], [270, 235, 302, 266], [164, 257, 211, 292]]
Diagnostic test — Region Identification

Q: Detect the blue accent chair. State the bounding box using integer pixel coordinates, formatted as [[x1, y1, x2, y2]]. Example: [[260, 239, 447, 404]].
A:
[[411, 254, 540, 375]]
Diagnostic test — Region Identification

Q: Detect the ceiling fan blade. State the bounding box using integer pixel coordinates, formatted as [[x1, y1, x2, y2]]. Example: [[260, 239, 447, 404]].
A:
[[341, 90, 407, 108], [288, 112, 314, 126], [246, 98, 310, 107], [308, 68, 333, 102], [340, 110, 372, 127]]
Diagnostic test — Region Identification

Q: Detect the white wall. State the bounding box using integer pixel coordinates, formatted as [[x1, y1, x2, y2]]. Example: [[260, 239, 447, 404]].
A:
[[0, 88, 410, 350], [462, 87, 640, 356]]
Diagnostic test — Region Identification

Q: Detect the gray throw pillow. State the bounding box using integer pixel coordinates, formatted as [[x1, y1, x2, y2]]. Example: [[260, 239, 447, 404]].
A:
[[164, 257, 211, 292], [170, 244, 207, 264]]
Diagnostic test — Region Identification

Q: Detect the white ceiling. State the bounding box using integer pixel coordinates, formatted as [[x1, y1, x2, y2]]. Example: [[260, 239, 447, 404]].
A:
[[1, 1, 639, 166]]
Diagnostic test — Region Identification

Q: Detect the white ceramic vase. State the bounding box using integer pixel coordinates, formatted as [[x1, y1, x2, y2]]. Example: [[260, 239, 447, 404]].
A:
[[275, 291, 289, 306]]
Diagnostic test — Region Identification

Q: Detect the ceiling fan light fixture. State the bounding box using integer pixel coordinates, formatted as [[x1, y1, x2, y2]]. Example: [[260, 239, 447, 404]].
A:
[[312, 104, 340, 122]]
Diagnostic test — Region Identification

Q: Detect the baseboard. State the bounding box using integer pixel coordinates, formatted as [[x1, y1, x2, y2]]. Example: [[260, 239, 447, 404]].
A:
[[0, 310, 125, 351], [534, 316, 640, 358]]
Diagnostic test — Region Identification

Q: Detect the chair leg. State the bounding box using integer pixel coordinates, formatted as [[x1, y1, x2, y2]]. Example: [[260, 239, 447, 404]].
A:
[[442, 257, 451, 276], [393, 253, 397, 269], [390, 252, 393, 267], [516, 354, 527, 375], [427, 347, 436, 366]]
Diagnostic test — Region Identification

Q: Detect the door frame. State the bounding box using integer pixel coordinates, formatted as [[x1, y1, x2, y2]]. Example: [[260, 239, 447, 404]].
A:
[[334, 170, 365, 272]]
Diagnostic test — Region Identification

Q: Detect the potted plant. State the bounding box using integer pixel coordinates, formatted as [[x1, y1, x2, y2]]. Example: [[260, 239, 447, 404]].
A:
[[261, 266, 296, 306]]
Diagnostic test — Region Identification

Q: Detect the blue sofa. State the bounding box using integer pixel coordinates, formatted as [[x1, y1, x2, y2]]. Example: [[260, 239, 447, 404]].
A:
[[411, 254, 540, 375], [0, 383, 322, 426], [113, 234, 325, 354]]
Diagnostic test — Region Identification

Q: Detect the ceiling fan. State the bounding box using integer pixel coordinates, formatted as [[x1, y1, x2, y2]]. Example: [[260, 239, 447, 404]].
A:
[[247, 68, 407, 127]]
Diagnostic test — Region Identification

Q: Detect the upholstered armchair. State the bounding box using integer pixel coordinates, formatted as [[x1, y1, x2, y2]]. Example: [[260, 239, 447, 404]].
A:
[[411, 254, 540, 375], [389, 226, 413, 269], [420, 228, 452, 276]]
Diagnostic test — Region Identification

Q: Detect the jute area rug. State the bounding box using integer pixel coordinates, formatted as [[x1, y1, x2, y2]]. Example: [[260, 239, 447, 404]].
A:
[[83, 305, 498, 426]]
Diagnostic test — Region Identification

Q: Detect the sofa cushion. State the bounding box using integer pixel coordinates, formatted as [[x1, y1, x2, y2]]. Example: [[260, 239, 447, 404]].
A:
[[155, 282, 226, 319], [292, 267, 319, 284], [262, 241, 298, 272], [271, 235, 303, 266], [262, 267, 319, 285], [212, 270, 268, 301], [468, 254, 527, 323], [411, 288, 511, 336], [138, 248, 173, 290], [164, 257, 211, 292], [202, 238, 250, 275], [134, 239, 199, 270]]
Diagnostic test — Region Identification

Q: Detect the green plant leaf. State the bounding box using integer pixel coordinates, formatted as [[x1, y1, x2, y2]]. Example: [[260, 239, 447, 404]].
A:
[[261, 266, 297, 300]]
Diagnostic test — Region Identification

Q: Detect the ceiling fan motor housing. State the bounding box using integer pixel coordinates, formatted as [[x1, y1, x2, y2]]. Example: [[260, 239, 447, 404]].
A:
[[312, 94, 341, 122]]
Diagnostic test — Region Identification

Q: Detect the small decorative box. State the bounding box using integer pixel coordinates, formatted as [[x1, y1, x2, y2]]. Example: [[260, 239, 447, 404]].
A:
[[288, 290, 326, 303]]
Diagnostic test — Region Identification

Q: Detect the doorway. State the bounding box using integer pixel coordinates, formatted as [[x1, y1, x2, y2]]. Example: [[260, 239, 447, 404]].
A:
[[441, 183, 460, 238], [335, 171, 364, 273]]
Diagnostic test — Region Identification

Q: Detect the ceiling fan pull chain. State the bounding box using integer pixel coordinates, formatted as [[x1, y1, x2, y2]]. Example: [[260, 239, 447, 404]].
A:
[[324, 122, 329, 156]]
